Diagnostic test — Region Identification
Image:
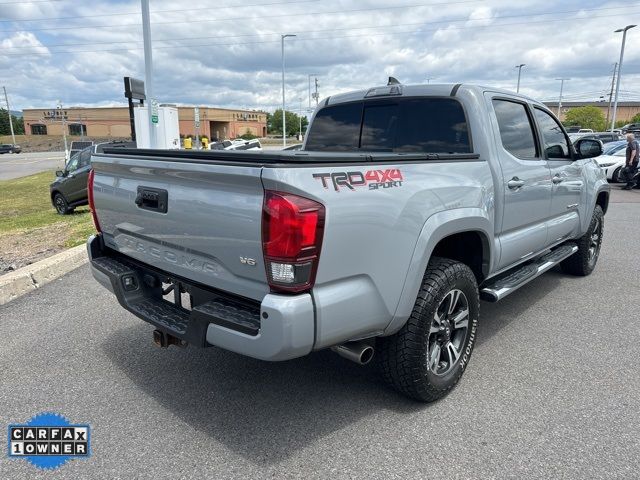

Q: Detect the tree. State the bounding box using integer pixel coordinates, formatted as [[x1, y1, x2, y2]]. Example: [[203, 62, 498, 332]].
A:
[[265, 112, 273, 133], [630, 112, 640, 124], [0, 109, 24, 136], [267, 109, 309, 137], [563, 106, 606, 131]]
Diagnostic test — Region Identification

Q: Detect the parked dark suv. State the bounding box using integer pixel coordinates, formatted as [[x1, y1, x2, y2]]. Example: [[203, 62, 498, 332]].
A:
[[50, 141, 135, 214], [0, 143, 21, 154]]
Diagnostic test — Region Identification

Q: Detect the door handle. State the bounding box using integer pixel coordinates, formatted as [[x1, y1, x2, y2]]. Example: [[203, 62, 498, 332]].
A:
[[507, 177, 525, 189], [552, 174, 563, 184]]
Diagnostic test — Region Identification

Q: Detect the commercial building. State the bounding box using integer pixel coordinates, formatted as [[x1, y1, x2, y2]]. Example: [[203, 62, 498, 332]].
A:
[[22, 105, 267, 140], [543, 101, 640, 123]]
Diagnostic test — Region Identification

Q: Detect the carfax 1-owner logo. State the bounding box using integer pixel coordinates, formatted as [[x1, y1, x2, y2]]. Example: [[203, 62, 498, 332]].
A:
[[7, 412, 91, 470]]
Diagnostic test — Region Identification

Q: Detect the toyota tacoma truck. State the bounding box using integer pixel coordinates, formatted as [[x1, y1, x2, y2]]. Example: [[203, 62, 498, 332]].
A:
[[86, 83, 609, 402]]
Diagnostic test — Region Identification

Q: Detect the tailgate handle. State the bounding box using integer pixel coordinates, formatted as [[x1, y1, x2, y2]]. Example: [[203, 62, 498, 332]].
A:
[[135, 187, 168, 213]]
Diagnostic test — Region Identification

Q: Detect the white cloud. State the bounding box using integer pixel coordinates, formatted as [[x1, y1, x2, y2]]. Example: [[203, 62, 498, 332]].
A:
[[1, 31, 49, 56], [466, 6, 494, 27], [0, 0, 638, 111]]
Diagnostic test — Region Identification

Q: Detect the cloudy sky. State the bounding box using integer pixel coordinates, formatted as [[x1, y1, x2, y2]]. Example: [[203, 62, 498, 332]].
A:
[[0, 0, 638, 113]]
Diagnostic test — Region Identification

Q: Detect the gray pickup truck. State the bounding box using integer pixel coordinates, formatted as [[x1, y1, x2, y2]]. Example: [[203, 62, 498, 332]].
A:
[[87, 83, 609, 402]]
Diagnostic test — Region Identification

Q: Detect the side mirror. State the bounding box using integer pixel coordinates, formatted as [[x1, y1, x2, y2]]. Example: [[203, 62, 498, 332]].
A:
[[55, 170, 65, 177], [575, 138, 603, 159]]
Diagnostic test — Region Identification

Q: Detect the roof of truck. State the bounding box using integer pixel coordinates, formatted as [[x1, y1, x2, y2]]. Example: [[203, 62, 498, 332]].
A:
[[323, 83, 539, 107]]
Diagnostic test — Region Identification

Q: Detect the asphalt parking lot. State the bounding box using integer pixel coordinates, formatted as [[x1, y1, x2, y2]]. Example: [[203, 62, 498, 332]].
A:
[[0, 151, 65, 180], [1, 193, 639, 479]]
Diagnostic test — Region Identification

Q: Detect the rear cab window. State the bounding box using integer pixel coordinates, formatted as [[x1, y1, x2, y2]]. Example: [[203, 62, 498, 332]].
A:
[[491, 99, 538, 159], [305, 97, 471, 154]]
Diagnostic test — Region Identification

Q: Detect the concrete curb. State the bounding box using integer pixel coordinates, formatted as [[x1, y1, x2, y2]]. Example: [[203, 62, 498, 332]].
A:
[[0, 244, 88, 306]]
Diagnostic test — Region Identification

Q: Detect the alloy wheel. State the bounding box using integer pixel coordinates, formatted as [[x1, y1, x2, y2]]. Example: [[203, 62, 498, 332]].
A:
[[54, 196, 66, 214], [427, 289, 469, 376], [588, 218, 602, 266]]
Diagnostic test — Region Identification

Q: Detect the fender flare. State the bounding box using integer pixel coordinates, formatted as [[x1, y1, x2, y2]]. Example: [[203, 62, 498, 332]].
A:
[[384, 208, 494, 335], [593, 185, 610, 214]]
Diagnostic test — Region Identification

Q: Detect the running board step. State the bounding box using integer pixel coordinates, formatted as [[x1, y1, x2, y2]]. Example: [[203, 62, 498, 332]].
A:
[[481, 243, 578, 302]]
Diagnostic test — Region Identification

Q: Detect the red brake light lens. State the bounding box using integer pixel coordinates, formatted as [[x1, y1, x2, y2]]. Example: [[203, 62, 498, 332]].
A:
[[264, 193, 320, 258], [87, 168, 102, 233], [262, 191, 325, 293]]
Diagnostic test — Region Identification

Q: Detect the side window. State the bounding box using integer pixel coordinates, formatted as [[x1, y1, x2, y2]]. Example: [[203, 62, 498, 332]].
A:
[[533, 108, 571, 159], [78, 149, 92, 168], [66, 155, 80, 173], [492, 99, 537, 159]]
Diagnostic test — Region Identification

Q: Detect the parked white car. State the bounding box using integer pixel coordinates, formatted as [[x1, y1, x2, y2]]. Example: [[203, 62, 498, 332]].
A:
[[595, 141, 627, 182]]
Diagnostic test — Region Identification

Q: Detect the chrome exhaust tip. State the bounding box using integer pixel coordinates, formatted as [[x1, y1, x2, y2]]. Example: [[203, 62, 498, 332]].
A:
[[331, 342, 375, 365]]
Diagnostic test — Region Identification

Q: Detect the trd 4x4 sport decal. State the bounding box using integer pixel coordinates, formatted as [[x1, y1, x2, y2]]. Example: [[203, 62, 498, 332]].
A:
[[312, 169, 403, 191]]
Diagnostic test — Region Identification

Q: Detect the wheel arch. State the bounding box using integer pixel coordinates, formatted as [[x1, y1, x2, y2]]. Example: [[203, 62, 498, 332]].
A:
[[596, 190, 609, 215], [384, 209, 494, 335]]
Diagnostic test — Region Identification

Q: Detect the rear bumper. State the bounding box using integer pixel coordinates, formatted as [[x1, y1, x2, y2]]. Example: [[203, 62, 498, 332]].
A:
[[87, 234, 315, 361]]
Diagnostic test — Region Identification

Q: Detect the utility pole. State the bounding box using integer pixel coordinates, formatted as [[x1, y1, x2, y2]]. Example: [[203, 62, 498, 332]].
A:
[[308, 74, 317, 109], [281, 34, 296, 147], [605, 62, 618, 127], [2, 86, 15, 145], [141, 0, 157, 148], [611, 25, 636, 132], [313, 77, 319, 106], [555, 78, 570, 119], [426, 77, 434, 84], [515, 64, 525, 93], [57, 100, 68, 160]]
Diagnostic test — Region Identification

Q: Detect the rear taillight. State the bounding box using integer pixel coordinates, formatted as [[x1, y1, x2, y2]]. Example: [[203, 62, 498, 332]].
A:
[[262, 190, 325, 293], [87, 169, 102, 233]]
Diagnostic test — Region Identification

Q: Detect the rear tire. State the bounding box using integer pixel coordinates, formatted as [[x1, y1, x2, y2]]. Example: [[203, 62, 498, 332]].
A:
[[53, 193, 72, 215], [561, 205, 604, 276], [379, 257, 479, 402]]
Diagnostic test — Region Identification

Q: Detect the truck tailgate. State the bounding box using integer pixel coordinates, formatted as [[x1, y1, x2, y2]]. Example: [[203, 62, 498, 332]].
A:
[[91, 154, 268, 301]]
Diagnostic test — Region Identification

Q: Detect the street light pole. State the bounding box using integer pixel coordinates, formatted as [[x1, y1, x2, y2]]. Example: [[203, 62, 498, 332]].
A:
[[141, 0, 157, 149], [611, 25, 636, 132], [515, 64, 525, 93], [606, 62, 618, 127], [281, 34, 296, 148], [57, 100, 68, 160], [555, 78, 570, 119]]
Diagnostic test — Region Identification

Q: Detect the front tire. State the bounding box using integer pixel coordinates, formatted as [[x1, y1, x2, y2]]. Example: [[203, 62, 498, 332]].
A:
[[379, 257, 479, 402], [561, 205, 604, 276]]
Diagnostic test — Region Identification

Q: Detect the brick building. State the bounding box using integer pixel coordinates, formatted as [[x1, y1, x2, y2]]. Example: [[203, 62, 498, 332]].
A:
[[543, 101, 640, 123], [22, 105, 267, 140]]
